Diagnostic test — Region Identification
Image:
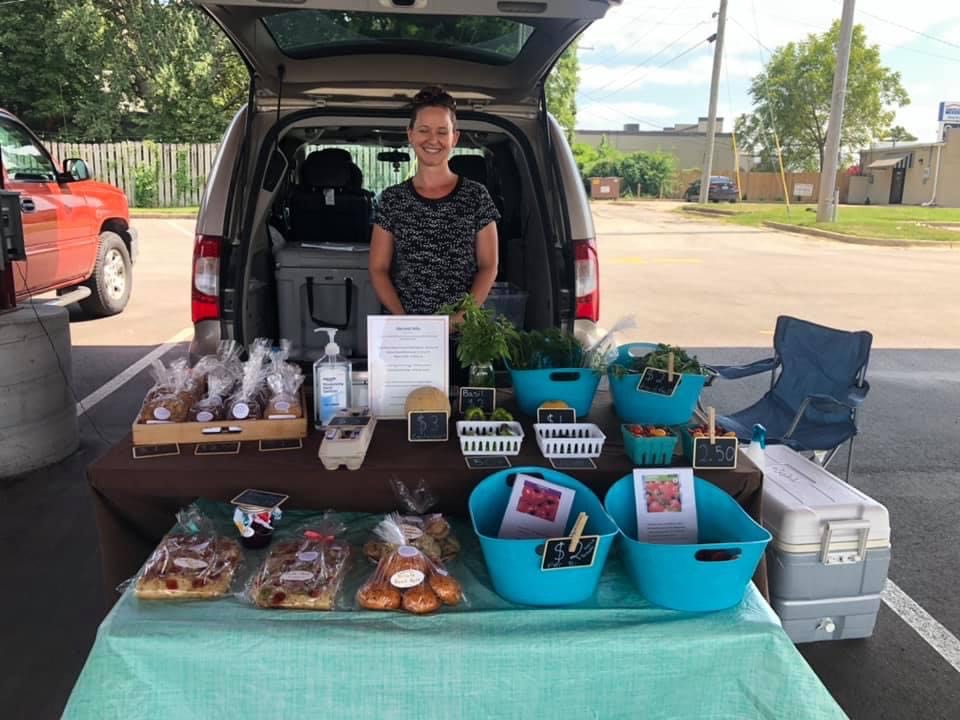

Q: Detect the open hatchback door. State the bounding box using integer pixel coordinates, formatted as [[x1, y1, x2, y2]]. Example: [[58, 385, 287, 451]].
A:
[[197, 0, 620, 108]]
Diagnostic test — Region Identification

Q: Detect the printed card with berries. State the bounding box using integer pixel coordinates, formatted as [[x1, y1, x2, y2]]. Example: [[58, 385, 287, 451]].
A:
[[497, 473, 577, 540], [633, 468, 698, 544]]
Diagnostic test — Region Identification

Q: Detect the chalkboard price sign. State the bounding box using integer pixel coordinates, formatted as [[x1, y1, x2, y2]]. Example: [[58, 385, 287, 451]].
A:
[[131, 444, 180, 460], [408, 411, 449, 442], [692, 436, 739, 469], [536, 407, 577, 425], [540, 535, 600, 571], [195, 442, 241, 456], [636, 367, 681, 397], [459, 387, 496, 414]]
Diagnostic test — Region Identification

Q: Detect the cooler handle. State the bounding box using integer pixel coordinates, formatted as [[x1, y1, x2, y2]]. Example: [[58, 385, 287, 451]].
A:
[[305, 276, 353, 331], [820, 519, 871, 565]]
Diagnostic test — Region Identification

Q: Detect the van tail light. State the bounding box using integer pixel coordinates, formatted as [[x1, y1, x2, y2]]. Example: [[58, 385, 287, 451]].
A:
[[192, 234, 221, 324], [574, 237, 600, 322]]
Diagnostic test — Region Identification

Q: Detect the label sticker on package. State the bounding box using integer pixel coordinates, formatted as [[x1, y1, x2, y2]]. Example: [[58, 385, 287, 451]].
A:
[[390, 570, 426, 588], [497, 473, 576, 540], [232, 403, 250, 420], [153, 407, 172, 421], [633, 467, 698, 544], [196, 411, 214, 422], [297, 551, 319, 563], [280, 571, 315, 583], [173, 558, 209, 570]]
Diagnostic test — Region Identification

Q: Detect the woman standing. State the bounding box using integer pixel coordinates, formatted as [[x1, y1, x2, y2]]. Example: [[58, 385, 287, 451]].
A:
[[369, 86, 500, 330]]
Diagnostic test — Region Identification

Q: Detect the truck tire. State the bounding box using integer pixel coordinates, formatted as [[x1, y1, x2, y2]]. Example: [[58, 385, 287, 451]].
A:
[[80, 230, 132, 317]]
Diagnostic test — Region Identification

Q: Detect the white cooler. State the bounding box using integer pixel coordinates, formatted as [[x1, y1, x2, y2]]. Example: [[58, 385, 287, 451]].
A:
[[761, 445, 890, 643]]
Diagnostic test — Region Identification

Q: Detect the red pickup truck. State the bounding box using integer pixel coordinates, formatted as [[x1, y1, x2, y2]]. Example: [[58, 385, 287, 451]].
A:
[[0, 108, 136, 315]]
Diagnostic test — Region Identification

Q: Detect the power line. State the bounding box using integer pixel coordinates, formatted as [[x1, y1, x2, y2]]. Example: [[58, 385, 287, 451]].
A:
[[587, 21, 710, 98], [586, 0, 691, 66], [854, 5, 960, 51]]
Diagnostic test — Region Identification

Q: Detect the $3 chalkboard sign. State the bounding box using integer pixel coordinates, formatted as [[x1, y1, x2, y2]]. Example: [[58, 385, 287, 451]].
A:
[[540, 535, 600, 571], [636, 367, 681, 397], [407, 411, 449, 442], [692, 436, 739, 470]]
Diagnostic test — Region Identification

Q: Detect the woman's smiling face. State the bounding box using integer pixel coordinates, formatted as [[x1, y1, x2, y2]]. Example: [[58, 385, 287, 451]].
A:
[[408, 105, 459, 168]]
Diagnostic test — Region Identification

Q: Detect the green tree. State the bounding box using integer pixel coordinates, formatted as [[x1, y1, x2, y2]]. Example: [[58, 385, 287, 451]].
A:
[[736, 22, 909, 171], [546, 43, 580, 141], [884, 125, 918, 143]]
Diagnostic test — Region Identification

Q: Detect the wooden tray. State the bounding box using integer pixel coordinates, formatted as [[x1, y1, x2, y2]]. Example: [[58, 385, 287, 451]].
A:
[[132, 388, 308, 446]]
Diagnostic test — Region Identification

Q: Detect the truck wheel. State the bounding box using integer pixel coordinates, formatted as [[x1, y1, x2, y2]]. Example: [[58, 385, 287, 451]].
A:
[[80, 231, 132, 317]]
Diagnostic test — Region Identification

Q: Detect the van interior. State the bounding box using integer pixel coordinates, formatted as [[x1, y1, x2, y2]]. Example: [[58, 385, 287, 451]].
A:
[[231, 113, 569, 365]]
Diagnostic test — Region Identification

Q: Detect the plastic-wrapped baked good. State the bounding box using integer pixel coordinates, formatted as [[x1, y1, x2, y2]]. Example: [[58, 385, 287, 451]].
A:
[[363, 478, 460, 564], [265, 345, 305, 419], [249, 516, 350, 610], [137, 359, 196, 424], [356, 514, 464, 614], [227, 338, 272, 420], [133, 506, 242, 600], [190, 341, 242, 422]]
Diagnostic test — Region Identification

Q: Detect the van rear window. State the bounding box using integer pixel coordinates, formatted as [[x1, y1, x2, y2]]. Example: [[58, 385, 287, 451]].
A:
[[261, 11, 534, 64]]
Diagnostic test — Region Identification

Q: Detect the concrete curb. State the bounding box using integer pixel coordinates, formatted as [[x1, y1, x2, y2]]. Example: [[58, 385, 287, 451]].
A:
[[130, 212, 197, 220], [679, 206, 736, 217], [762, 221, 958, 249]]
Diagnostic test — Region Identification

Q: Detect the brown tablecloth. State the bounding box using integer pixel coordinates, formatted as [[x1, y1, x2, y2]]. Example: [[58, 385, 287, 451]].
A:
[[88, 391, 766, 603]]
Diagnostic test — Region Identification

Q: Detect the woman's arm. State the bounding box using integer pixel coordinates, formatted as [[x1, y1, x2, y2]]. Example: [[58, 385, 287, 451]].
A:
[[369, 224, 406, 315], [469, 221, 499, 305]]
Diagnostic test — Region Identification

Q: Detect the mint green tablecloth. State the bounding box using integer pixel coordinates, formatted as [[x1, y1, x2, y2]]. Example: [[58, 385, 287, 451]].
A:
[[64, 507, 846, 720]]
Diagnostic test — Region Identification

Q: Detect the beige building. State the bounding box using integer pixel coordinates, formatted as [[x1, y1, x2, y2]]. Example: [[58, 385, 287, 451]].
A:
[[574, 117, 752, 173], [847, 131, 960, 206]]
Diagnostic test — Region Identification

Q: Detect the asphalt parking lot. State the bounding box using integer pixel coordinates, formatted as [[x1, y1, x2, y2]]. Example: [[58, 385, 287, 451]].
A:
[[3, 207, 959, 719]]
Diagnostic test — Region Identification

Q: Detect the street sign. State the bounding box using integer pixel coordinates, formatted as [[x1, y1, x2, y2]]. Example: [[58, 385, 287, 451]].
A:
[[793, 183, 814, 198], [938, 101, 960, 122]]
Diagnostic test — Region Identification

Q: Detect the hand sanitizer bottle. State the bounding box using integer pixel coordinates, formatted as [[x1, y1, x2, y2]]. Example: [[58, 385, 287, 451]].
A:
[[312, 328, 352, 428], [744, 423, 767, 471]]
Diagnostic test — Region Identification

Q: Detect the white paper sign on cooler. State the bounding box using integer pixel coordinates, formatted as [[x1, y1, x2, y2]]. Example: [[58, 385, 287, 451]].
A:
[[633, 468, 698, 544], [497, 473, 576, 540]]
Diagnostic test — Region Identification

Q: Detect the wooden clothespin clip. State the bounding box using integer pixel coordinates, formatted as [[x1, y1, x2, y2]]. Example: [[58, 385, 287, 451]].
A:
[[708, 407, 716, 445], [667, 352, 675, 383], [569, 511, 588, 552]]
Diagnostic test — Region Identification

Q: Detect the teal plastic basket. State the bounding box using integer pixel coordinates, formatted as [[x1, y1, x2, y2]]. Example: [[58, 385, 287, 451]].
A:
[[608, 343, 708, 426], [604, 475, 771, 612], [469, 467, 618, 606], [620, 425, 679, 466], [508, 366, 601, 418]]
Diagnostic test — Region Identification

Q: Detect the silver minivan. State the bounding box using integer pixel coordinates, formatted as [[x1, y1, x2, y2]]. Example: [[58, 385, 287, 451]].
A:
[[190, 0, 615, 361]]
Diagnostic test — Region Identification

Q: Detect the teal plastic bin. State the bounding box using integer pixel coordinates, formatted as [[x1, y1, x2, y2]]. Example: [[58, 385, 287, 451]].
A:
[[620, 425, 678, 466], [608, 343, 708, 426], [508, 366, 600, 418], [469, 467, 617, 606], [604, 474, 771, 612]]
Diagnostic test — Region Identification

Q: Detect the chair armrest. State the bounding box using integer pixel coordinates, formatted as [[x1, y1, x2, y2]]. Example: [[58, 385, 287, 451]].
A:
[[705, 356, 778, 381], [808, 382, 870, 412]]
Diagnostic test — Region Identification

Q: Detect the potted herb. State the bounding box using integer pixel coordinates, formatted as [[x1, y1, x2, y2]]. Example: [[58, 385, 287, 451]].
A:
[[441, 294, 513, 387]]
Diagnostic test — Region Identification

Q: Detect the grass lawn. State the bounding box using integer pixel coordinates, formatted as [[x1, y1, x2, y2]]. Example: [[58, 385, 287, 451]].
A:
[[130, 207, 198, 218], [687, 203, 960, 242]]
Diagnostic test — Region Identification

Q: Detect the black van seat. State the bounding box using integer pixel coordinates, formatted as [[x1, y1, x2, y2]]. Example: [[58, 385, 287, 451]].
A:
[[289, 149, 372, 245], [449, 155, 504, 217]]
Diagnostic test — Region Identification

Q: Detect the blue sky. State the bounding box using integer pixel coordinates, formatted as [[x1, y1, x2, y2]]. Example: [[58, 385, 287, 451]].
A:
[[577, 0, 960, 143]]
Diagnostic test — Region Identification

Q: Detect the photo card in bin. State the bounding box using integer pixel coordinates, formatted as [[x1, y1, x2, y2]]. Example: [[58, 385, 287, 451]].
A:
[[633, 468, 698, 544], [498, 473, 576, 539]]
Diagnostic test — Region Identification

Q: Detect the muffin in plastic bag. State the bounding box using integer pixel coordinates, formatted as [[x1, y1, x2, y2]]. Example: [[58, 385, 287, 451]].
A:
[[138, 359, 197, 424], [249, 514, 351, 610], [265, 342, 305, 419], [227, 338, 272, 420], [357, 514, 464, 615], [190, 341, 243, 422], [132, 505, 242, 600]]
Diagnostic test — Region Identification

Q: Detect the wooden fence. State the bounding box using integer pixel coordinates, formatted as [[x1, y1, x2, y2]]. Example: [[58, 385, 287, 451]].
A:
[[47, 141, 219, 207], [668, 169, 850, 203]]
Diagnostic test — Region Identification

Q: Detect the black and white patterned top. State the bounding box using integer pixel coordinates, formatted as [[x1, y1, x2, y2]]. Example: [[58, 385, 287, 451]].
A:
[[373, 177, 500, 315]]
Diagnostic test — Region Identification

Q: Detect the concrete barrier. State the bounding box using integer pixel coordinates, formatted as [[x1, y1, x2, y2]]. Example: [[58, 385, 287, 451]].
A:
[[0, 305, 79, 477]]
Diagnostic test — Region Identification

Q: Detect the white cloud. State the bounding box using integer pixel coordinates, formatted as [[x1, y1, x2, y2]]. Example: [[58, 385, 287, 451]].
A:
[[579, 53, 761, 95]]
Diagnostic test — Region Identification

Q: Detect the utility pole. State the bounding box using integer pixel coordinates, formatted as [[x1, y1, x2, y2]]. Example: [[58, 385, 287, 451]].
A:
[[817, 0, 856, 222], [698, 0, 728, 203]]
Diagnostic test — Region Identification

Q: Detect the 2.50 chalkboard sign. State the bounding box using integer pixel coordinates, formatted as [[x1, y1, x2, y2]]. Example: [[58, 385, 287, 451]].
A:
[[692, 436, 739, 470], [540, 535, 600, 571], [636, 367, 681, 397], [408, 411, 449, 442]]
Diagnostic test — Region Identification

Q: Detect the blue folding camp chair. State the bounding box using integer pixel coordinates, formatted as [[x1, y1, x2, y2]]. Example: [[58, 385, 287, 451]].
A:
[[706, 316, 872, 482]]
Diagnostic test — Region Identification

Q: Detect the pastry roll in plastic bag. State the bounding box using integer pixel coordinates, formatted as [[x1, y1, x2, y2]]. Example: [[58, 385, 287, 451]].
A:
[[363, 478, 460, 565], [357, 513, 465, 614], [137, 358, 197, 424], [129, 505, 243, 600], [248, 513, 351, 610]]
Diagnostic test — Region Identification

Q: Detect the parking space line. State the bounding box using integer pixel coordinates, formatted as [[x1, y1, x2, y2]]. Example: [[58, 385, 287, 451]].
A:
[[883, 579, 960, 674], [166, 220, 194, 239], [77, 327, 194, 417]]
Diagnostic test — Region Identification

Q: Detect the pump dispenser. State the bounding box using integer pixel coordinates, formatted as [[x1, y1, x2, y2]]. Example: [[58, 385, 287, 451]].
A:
[[743, 423, 767, 471], [313, 327, 353, 427]]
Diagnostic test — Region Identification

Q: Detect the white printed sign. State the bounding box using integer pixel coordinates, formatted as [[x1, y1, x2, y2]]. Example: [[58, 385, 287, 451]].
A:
[[793, 183, 814, 197]]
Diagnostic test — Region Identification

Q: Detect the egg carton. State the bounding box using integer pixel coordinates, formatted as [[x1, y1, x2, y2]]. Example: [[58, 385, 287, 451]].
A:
[[455, 421, 525, 456], [533, 423, 606, 459]]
